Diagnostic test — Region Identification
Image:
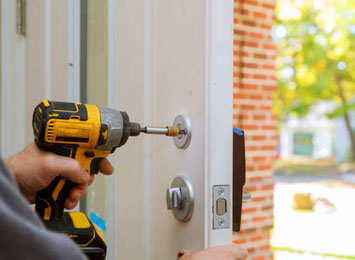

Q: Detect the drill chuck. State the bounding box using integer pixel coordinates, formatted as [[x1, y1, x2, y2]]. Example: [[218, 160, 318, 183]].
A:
[[129, 122, 142, 136]]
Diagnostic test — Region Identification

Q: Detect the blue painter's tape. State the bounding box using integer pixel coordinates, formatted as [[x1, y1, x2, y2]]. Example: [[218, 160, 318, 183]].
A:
[[233, 128, 244, 136], [90, 211, 106, 232]]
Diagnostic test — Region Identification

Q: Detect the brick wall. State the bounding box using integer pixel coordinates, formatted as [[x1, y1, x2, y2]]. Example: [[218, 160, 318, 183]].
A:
[[232, 0, 277, 260]]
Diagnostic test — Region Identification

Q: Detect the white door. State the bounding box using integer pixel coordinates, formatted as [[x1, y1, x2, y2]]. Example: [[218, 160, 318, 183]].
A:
[[111, 0, 234, 259], [1, 0, 80, 156]]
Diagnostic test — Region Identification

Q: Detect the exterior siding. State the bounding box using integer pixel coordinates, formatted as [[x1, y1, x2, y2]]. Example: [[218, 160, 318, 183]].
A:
[[232, 0, 277, 259]]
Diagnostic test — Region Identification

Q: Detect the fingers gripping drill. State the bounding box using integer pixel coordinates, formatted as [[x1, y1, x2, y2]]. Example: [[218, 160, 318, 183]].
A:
[[32, 100, 184, 259]]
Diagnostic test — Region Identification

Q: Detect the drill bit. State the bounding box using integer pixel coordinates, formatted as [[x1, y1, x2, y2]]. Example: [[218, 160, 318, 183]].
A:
[[129, 122, 185, 137], [140, 126, 184, 137]]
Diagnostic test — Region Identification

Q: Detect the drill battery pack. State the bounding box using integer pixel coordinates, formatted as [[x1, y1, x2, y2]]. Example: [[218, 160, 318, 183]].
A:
[[43, 212, 106, 260]]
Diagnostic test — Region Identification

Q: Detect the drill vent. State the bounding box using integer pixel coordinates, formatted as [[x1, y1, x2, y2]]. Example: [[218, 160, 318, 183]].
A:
[[46, 122, 55, 141]]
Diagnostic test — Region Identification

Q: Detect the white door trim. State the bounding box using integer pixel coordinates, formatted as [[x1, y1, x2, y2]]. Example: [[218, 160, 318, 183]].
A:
[[205, 0, 234, 247], [107, 0, 117, 259], [1, 0, 26, 156], [67, 0, 81, 102]]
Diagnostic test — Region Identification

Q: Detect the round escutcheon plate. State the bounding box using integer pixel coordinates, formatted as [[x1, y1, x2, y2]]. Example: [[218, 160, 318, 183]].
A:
[[173, 115, 192, 149]]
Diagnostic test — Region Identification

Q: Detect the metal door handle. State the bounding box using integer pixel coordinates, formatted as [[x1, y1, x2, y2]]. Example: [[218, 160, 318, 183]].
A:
[[166, 187, 182, 210], [166, 176, 194, 222]]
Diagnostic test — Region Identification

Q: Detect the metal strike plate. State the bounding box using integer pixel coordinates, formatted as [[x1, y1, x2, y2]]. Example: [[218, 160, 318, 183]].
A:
[[213, 185, 230, 229], [166, 176, 194, 222], [173, 115, 192, 149]]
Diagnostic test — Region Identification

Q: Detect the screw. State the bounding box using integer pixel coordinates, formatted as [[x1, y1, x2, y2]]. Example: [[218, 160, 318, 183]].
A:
[[218, 188, 225, 196], [218, 218, 225, 226]]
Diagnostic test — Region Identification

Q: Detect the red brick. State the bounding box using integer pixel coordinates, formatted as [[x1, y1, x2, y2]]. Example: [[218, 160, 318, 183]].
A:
[[252, 135, 267, 141], [246, 166, 255, 171], [263, 64, 275, 70], [262, 125, 276, 130], [254, 74, 267, 80], [233, 239, 247, 244], [262, 3, 275, 9], [261, 184, 274, 190], [260, 105, 272, 110], [246, 145, 258, 150], [243, 125, 258, 131], [236, 9, 249, 15], [259, 244, 271, 251], [241, 83, 258, 90], [254, 11, 267, 19], [262, 145, 275, 150], [254, 53, 268, 59], [242, 20, 257, 27], [262, 205, 273, 211], [249, 177, 262, 182], [242, 41, 258, 48], [234, 29, 246, 36], [246, 187, 257, 194], [261, 24, 272, 30], [252, 197, 266, 202], [249, 94, 263, 100], [244, 0, 258, 6], [240, 228, 257, 235], [263, 44, 275, 50], [233, 93, 246, 99], [259, 165, 272, 171], [242, 62, 258, 69], [251, 236, 263, 242], [253, 156, 266, 162], [263, 85, 277, 91], [253, 216, 267, 222], [241, 104, 256, 110], [242, 207, 257, 214], [254, 115, 266, 120], [249, 32, 264, 39]]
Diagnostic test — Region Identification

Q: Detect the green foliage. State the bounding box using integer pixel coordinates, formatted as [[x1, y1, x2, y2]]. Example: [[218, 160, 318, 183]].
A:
[[273, 0, 355, 121]]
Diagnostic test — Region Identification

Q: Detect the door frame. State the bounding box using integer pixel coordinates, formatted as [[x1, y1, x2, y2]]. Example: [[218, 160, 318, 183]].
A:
[[1, 0, 81, 156], [204, 0, 234, 247], [107, 0, 117, 259]]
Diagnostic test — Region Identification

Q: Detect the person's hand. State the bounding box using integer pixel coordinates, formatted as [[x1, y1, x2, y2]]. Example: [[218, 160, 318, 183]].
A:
[[177, 244, 248, 260], [4, 142, 114, 209]]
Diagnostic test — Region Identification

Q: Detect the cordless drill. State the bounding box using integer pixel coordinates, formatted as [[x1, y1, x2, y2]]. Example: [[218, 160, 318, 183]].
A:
[[32, 100, 183, 260]]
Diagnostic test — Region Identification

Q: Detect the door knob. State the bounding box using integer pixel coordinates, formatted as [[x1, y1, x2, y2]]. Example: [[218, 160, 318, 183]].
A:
[[166, 176, 194, 222]]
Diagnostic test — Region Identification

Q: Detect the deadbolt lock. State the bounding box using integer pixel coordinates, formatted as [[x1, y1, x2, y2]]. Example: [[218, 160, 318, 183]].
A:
[[166, 176, 194, 222]]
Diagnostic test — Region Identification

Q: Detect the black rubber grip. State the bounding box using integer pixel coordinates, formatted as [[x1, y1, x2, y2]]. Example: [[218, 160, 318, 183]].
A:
[[35, 177, 75, 220]]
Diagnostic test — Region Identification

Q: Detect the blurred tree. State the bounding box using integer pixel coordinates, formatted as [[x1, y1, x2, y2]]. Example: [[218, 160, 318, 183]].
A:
[[274, 0, 355, 161]]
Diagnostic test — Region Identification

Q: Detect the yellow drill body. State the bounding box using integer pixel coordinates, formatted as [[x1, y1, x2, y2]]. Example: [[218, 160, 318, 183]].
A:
[[32, 100, 180, 260]]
